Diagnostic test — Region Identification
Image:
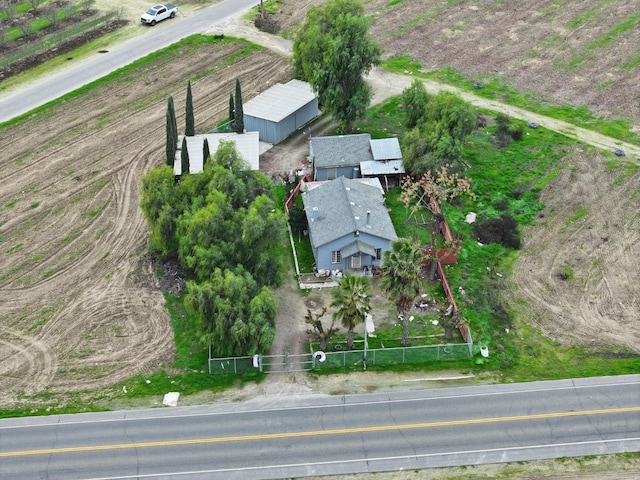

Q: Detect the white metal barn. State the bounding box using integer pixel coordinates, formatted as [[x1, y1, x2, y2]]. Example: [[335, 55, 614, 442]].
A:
[[243, 79, 319, 144]]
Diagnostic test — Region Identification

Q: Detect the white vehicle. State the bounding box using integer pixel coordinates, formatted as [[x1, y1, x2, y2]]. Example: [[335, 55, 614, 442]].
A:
[[141, 4, 178, 26]]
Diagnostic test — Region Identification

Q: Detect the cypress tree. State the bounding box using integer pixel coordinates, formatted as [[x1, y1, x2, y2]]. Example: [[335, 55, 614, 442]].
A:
[[185, 80, 195, 136], [166, 96, 178, 167], [180, 137, 190, 176], [169, 96, 178, 146], [234, 78, 244, 133], [202, 138, 211, 167], [228, 93, 235, 131]]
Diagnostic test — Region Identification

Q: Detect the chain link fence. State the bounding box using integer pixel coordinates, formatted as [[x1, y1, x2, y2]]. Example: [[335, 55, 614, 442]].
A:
[[209, 341, 472, 374]]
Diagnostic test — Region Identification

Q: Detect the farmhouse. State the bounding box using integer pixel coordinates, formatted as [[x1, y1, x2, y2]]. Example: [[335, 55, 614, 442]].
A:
[[301, 176, 397, 272], [174, 131, 260, 175], [310, 133, 404, 185], [243, 79, 319, 144]]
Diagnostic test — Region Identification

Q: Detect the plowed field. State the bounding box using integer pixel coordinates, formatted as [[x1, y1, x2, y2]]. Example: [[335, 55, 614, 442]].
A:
[[0, 40, 292, 409]]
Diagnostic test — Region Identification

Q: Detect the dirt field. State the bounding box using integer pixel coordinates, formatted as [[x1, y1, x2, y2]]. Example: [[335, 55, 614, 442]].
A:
[[0, 0, 638, 418]]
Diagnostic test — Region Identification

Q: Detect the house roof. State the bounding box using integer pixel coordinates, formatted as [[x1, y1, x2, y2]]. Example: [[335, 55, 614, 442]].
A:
[[304, 177, 384, 194], [310, 133, 372, 169], [370, 137, 402, 160], [243, 79, 317, 123], [360, 159, 405, 176], [302, 176, 397, 248], [174, 132, 259, 175]]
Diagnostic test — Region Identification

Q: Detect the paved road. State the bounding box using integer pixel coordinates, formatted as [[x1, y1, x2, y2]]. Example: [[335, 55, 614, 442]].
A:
[[1, 375, 638, 479], [0, 0, 260, 123]]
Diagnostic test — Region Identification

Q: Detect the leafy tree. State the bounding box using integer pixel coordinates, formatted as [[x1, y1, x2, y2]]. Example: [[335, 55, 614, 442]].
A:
[[379, 238, 423, 346], [292, 0, 381, 131], [401, 90, 476, 176], [180, 137, 190, 176], [202, 138, 210, 166], [240, 194, 287, 287], [228, 93, 235, 130], [402, 79, 430, 129], [233, 78, 244, 133], [185, 267, 276, 356], [140, 166, 180, 254], [166, 96, 178, 167], [330, 272, 372, 350], [185, 80, 195, 136]]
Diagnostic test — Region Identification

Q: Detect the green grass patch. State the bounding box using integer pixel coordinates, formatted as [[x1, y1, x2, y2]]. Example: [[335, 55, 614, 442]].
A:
[[385, 0, 404, 7], [566, 207, 588, 224], [381, 55, 423, 74]]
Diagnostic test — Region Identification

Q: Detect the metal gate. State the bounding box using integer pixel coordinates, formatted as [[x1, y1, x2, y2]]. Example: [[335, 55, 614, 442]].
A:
[[259, 353, 313, 373]]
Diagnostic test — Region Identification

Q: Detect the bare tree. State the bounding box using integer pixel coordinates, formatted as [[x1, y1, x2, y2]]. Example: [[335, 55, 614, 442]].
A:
[[16, 16, 34, 38], [80, 0, 93, 14], [28, 0, 44, 14], [63, 1, 78, 20], [43, 4, 60, 27], [305, 308, 339, 351], [3, 1, 18, 20]]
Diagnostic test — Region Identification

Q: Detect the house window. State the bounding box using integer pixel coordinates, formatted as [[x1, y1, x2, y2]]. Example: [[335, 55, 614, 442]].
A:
[[351, 254, 361, 268], [327, 168, 337, 180], [375, 248, 382, 260], [331, 250, 341, 264]]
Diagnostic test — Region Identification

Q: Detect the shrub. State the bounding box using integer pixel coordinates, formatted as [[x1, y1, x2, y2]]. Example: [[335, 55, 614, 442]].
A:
[[475, 214, 521, 249]]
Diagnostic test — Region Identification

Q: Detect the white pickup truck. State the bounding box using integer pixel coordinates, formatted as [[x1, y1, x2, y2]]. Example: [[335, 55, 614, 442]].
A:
[[141, 4, 178, 26]]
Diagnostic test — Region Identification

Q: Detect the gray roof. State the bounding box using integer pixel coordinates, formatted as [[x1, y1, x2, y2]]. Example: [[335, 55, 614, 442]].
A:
[[310, 133, 372, 169], [243, 79, 317, 123], [302, 177, 397, 248], [370, 137, 402, 160], [360, 159, 405, 176]]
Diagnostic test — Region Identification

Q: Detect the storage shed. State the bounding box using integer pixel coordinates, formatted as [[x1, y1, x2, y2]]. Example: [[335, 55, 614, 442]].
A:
[[174, 131, 260, 175], [243, 79, 319, 144]]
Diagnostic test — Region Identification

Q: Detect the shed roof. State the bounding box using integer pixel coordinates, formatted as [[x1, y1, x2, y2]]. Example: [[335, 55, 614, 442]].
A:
[[360, 159, 405, 176], [243, 79, 317, 123], [174, 131, 259, 175], [370, 137, 402, 160], [310, 133, 372, 169], [302, 176, 397, 248]]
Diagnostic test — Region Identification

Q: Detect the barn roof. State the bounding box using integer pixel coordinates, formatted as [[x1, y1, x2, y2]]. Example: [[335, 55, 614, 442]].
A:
[[243, 79, 317, 123]]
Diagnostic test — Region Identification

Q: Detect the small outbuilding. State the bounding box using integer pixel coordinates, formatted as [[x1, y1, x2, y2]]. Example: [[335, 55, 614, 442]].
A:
[[243, 79, 319, 144], [174, 131, 260, 175]]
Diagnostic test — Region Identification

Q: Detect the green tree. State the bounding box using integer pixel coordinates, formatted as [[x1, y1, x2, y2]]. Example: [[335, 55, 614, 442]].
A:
[[233, 78, 244, 133], [165, 96, 178, 167], [185, 267, 276, 356], [293, 0, 381, 131], [202, 138, 211, 167], [140, 165, 180, 254], [180, 137, 190, 176], [379, 238, 423, 346], [402, 79, 430, 129], [401, 90, 476, 177], [330, 272, 372, 350], [185, 80, 195, 136], [228, 93, 235, 130]]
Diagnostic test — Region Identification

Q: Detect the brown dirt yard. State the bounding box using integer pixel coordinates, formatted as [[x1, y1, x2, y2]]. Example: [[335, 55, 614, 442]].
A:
[[0, 0, 638, 423]]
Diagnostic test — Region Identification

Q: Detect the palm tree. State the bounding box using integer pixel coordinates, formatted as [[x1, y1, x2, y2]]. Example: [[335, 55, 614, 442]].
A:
[[379, 238, 423, 346], [331, 272, 372, 350]]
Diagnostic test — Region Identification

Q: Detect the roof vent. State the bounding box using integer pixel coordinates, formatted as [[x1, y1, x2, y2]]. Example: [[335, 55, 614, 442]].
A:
[[312, 207, 319, 222]]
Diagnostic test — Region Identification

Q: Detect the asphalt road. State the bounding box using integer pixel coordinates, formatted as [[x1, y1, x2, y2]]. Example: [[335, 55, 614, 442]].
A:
[[0, 0, 260, 123], [1, 375, 638, 479]]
